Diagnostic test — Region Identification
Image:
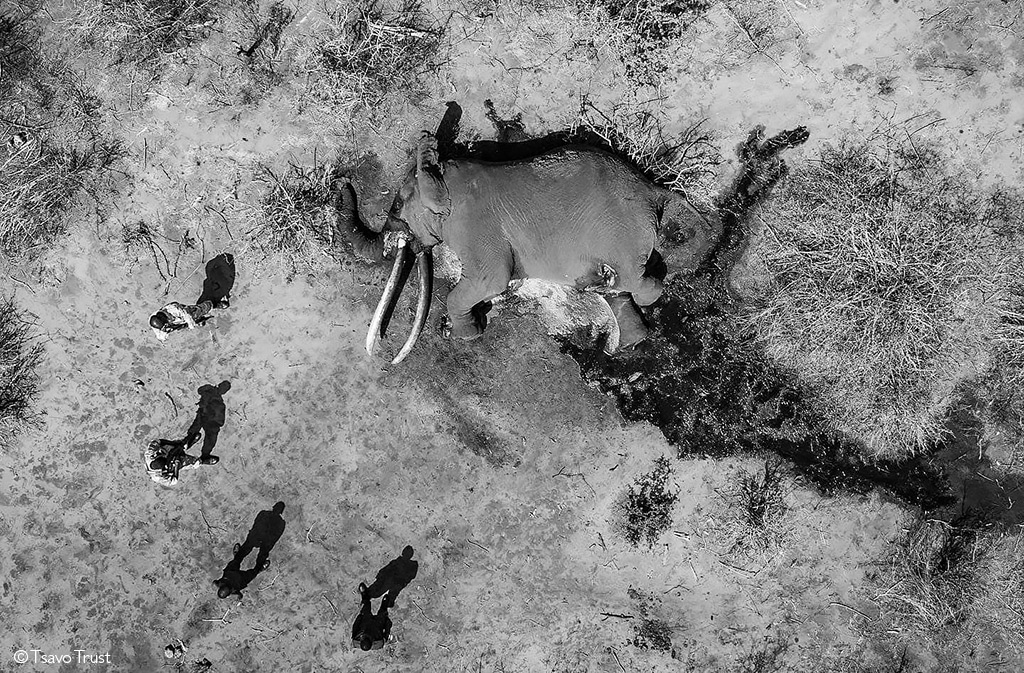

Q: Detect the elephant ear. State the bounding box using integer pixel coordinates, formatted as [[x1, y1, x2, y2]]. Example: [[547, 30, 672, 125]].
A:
[[416, 131, 451, 217]]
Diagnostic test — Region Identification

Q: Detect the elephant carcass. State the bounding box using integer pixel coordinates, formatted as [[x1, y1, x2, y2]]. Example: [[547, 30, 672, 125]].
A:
[[341, 133, 718, 364]]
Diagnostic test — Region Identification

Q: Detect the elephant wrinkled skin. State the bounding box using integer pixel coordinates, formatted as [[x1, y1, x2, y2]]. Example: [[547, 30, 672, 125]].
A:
[[341, 132, 720, 364]]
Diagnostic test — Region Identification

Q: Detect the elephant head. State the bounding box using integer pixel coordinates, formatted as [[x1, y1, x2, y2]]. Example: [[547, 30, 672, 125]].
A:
[[337, 137, 449, 365]]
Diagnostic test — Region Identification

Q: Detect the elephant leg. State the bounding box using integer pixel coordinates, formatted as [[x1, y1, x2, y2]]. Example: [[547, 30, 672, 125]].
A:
[[604, 293, 649, 349], [446, 270, 511, 340]]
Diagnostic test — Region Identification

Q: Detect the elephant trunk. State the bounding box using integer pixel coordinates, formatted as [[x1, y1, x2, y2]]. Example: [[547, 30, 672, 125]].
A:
[[364, 244, 433, 365], [336, 181, 384, 260]]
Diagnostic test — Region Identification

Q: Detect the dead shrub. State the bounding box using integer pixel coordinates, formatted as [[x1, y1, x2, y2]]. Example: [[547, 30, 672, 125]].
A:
[[611, 456, 678, 548], [96, 0, 220, 63], [205, 0, 297, 106], [246, 161, 338, 274], [744, 134, 1021, 459], [304, 0, 446, 108], [0, 297, 43, 450]]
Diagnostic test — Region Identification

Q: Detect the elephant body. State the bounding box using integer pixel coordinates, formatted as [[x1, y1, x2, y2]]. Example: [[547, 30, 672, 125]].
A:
[[347, 134, 719, 363], [425, 148, 671, 326]]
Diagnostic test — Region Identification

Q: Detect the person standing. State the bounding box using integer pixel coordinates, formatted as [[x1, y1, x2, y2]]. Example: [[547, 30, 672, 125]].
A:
[[351, 583, 392, 651]]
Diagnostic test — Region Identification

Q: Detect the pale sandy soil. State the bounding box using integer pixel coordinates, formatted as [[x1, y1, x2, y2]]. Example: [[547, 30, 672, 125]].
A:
[[2, 0, 1023, 671]]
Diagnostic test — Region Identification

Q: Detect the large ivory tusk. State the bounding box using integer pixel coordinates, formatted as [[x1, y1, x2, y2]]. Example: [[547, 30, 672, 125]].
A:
[[365, 240, 408, 357], [391, 250, 433, 365]]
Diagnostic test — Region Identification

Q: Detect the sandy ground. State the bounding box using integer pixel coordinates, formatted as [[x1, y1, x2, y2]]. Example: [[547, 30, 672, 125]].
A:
[[2, 0, 1023, 671]]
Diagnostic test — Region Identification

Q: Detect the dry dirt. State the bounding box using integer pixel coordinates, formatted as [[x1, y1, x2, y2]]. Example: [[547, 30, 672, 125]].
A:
[[2, 0, 1024, 671]]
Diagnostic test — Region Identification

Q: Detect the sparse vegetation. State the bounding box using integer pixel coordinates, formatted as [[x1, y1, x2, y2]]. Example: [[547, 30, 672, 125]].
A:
[[0, 11, 125, 258], [734, 636, 789, 673], [632, 617, 672, 651], [304, 0, 446, 108], [0, 298, 43, 450], [611, 456, 678, 547], [874, 513, 993, 631], [598, 0, 710, 84], [204, 0, 297, 106], [745, 135, 1022, 458]]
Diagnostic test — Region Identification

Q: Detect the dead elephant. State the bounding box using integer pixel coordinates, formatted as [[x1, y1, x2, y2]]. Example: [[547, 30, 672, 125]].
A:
[[340, 132, 724, 364]]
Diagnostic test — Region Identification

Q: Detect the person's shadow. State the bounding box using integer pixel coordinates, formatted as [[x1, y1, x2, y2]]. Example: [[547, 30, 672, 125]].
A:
[[363, 545, 419, 606], [233, 501, 287, 570], [197, 253, 236, 307], [185, 381, 231, 460]]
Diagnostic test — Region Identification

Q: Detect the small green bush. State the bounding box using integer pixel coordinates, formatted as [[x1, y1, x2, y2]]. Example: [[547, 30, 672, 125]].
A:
[[632, 617, 672, 651], [612, 456, 678, 547]]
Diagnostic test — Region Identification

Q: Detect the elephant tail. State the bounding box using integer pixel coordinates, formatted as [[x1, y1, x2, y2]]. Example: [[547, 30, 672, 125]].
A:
[[335, 180, 384, 261]]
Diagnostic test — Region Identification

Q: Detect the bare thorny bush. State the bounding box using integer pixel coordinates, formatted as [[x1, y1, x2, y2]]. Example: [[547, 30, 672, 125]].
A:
[[0, 297, 43, 451], [0, 11, 125, 258], [305, 0, 446, 109], [595, 0, 710, 84], [121, 220, 200, 282], [745, 131, 1023, 459], [574, 97, 720, 206]]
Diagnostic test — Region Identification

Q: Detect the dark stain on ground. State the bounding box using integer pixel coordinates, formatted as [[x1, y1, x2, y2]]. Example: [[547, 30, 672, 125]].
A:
[[559, 123, 1012, 520]]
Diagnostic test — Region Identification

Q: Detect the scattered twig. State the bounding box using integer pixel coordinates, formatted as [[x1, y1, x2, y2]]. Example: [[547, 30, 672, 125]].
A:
[[600, 612, 634, 621], [830, 601, 875, 622], [164, 391, 178, 416], [201, 608, 232, 624], [411, 599, 436, 623], [467, 539, 490, 553], [323, 593, 338, 616], [610, 647, 627, 673], [552, 466, 597, 496]]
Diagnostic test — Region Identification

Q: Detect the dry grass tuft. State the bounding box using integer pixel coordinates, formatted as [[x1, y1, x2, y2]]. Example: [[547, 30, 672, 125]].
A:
[[246, 161, 339, 275], [0, 11, 125, 258], [718, 458, 790, 562], [575, 97, 720, 205], [611, 456, 679, 548], [95, 0, 220, 63], [744, 135, 1021, 459], [874, 514, 993, 631], [0, 297, 43, 451], [304, 0, 446, 109]]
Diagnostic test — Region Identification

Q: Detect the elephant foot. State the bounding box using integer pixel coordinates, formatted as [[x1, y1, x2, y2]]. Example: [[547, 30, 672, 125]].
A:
[[606, 294, 649, 350], [448, 314, 485, 340]]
